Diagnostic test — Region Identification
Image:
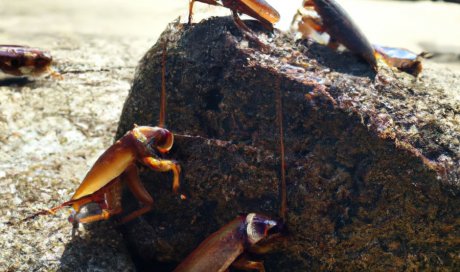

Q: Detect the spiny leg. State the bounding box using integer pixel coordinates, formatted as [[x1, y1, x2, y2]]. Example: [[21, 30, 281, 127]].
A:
[[291, 4, 320, 33], [188, 0, 196, 24], [119, 164, 154, 223], [231, 255, 266, 272], [296, 18, 314, 38], [293, 1, 323, 35], [141, 156, 181, 193], [303, 0, 315, 9], [188, 0, 220, 25], [47, 67, 63, 80], [72, 179, 123, 223], [301, 16, 325, 33], [290, 9, 303, 31], [75, 210, 112, 224], [232, 11, 270, 52]]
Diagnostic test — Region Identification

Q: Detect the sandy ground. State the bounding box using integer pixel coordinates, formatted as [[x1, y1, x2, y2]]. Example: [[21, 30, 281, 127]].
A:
[[0, 0, 459, 271]]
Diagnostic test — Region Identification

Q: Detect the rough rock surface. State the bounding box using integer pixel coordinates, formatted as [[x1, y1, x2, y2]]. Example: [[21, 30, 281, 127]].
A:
[[117, 17, 460, 271], [0, 0, 156, 270], [0, 41, 137, 271]]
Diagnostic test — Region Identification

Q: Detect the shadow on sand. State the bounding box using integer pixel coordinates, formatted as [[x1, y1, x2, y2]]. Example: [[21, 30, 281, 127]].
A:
[[58, 221, 135, 272]]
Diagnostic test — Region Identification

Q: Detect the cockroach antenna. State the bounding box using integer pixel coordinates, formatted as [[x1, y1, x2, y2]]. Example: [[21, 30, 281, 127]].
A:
[[275, 77, 287, 221], [159, 39, 169, 128]]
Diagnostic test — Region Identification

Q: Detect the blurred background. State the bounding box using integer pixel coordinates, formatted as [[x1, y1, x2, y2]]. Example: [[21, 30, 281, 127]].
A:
[[1, 0, 459, 71]]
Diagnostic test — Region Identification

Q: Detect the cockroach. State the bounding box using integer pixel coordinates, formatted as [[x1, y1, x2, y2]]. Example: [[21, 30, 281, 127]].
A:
[[188, 0, 280, 49], [23, 125, 181, 224], [174, 213, 283, 272], [373, 45, 426, 77], [292, 0, 378, 71], [0, 45, 61, 79], [22, 41, 180, 224]]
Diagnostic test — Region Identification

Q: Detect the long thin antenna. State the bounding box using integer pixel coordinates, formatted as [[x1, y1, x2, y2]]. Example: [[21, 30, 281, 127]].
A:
[[275, 77, 287, 221], [159, 39, 168, 128]]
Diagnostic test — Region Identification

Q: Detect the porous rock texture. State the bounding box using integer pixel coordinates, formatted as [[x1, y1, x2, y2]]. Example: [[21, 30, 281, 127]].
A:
[[116, 17, 459, 271]]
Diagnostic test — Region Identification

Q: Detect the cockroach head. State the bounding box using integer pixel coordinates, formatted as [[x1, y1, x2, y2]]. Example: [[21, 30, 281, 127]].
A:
[[133, 126, 174, 154], [31, 50, 53, 70], [245, 213, 279, 245], [19, 48, 53, 75]]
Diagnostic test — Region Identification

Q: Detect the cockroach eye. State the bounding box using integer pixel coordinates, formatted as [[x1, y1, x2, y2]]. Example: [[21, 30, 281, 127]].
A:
[[34, 55, 52, 69], [145, 137, 158, 154], [10, 58, 20, 68]]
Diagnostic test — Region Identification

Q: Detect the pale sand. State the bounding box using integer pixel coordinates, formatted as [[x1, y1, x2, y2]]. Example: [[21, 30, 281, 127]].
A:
[[2, 0, 458, 54]]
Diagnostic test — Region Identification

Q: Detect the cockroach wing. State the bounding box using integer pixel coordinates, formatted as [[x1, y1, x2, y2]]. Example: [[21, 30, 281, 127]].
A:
[[174, 217, 246, 272], [71, 144, 135, 200], [239, 0, 280, 24]]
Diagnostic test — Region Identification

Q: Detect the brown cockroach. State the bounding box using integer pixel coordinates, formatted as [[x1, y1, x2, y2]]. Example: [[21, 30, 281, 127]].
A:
[[292, 0, 378, 71], [373, 45, 426, 77], [22, 41, 180, 224], [23, 125, 181, 224], [292, 1, 427, 76], [174, 213, 283, 272], [0, 45, 61, 79]]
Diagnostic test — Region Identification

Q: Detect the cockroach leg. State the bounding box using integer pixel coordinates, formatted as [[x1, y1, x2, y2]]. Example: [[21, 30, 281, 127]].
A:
[[301, 16, 324, 33], [48, 67, 63, 80], [188, 0, 196, 25], [188, 0, 279, 52], [232, 11, 270, 52], [118, 164, 154, 223], [188, 0, 220, 25], [292, 0, 378, 71], [69, 180, 123, 223], [141, 157, 181, 193], [232, 256, 266, 272]]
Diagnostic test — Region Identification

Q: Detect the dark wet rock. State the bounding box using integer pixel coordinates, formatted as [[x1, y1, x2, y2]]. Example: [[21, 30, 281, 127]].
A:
[[117, 17, 460, 271]]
